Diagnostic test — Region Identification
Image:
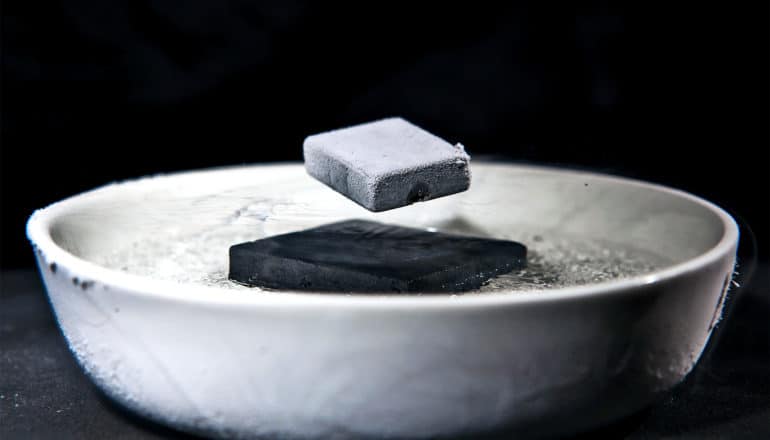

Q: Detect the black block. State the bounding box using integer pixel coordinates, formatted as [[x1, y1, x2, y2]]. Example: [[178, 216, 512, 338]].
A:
[[228, 219, 527, 293]]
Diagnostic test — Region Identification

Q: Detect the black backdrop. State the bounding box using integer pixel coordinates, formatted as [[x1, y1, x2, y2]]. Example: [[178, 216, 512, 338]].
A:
[[2, 2, 768, 269]]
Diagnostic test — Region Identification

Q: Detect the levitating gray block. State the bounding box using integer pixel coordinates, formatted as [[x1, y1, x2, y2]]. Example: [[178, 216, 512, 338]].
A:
[[229, 219, 526, 293], [303, 117, 471, 212]]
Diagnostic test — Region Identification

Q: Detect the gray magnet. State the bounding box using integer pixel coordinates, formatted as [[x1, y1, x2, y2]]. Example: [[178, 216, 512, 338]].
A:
[[303, 117, 471, 211]]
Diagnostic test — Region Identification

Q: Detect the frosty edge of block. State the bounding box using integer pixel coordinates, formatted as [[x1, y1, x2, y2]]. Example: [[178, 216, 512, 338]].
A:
[[303, 117, 471, 212]]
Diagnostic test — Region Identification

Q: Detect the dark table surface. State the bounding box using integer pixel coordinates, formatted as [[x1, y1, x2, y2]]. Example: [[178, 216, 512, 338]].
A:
[[2, 266, 769, 439]]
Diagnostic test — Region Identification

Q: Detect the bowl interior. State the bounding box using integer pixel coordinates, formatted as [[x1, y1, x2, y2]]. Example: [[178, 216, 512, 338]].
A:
[[44, 163, 728, 292]]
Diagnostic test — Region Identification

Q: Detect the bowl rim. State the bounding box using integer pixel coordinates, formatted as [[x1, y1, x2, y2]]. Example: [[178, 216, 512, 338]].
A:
[[26, 162, 739, 310]]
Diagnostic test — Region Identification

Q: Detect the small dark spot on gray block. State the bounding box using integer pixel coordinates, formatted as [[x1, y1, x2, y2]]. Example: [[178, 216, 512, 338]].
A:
[[229, 220, 526, 293], [303, 118, 471, 212], [406, 182, 430, 204], [49, 262, 57, 273], [72, 277, 79, 286], [80, 281, 94, 291]]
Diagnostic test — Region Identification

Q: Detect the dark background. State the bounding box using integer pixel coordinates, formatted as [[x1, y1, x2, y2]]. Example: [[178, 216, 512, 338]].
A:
[[2, 2, 768, 265], [1, 3, 769, 438]]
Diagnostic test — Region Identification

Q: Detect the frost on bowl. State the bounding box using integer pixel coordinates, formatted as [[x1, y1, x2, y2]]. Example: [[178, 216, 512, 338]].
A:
[[96, 224, 672, 294], [48, 163, 722, 295], [30, 163, 739, 439]]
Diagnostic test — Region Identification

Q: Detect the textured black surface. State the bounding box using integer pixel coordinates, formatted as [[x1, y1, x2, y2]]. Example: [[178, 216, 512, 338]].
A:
[[1, 266, 769, 439], [229, 220, 527, 293]]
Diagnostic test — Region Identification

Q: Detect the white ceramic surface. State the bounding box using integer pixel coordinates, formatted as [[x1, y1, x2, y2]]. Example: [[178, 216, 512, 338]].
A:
[[26, 163, 738, 439]]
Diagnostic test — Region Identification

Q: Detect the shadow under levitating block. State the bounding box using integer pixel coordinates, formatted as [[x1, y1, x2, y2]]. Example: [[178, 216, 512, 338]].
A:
[[229, 219, 526, 293]]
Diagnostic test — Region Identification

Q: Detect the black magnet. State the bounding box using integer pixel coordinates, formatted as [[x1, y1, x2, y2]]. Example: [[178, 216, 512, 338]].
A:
[[229, 219, 526, 293]]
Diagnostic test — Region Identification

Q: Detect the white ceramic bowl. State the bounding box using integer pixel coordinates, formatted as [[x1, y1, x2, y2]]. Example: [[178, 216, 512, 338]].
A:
[[26, 163, 738, 439]]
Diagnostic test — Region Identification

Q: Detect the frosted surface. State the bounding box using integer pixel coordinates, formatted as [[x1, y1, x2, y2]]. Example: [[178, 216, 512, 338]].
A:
[[46, 163, 720, 295]]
